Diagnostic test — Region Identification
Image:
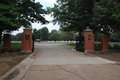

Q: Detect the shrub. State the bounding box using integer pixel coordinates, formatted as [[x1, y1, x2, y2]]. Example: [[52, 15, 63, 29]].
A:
[[0, 47, 15, 54]]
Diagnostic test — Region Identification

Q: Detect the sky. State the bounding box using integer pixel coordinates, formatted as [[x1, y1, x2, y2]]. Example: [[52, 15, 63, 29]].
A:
[[12, 0, 59, 35]]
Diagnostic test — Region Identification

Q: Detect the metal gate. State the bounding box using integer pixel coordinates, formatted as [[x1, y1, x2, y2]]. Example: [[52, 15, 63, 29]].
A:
[[32, 35, 34, 53], [76, 36, 84, 52]]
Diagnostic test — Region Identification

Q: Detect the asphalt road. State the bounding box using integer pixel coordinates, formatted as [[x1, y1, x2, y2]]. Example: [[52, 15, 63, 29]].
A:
[[22, 43, 120, 80]]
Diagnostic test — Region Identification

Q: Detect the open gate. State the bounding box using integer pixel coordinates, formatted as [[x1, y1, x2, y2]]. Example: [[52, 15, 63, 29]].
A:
[[76, 36, 84, 52]]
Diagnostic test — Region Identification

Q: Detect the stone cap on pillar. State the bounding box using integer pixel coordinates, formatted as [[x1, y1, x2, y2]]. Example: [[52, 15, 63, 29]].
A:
[[24, 27, 32, 30], [3, 33, 11, 35], [83, 27, 93, 32]]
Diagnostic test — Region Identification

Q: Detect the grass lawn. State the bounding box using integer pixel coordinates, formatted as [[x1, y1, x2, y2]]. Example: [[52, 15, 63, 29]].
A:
[[0, 43, 21, 52], [11, 43, 21, 49], [67, 44, 76, 49], [0, 44, 2, 47], [109, 45, 120, 50]]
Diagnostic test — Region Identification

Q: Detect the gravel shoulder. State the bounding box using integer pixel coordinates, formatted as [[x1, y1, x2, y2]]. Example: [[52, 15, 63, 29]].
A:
[[87, 50, 120, 61]]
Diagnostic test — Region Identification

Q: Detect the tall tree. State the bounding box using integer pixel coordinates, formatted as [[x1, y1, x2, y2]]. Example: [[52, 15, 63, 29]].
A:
[[11, 33, 22, 41], [0, 0, 21, 43], [41, 27, 49, 41], [33, 27, 49, 41], [60, 31, 74, 41], [92, 0, 120, 36], [11, 35, 16, 41], [15, 33, 22, 41], [49, 30, 60, 41], [110, 33, 119, 41], [50, 0, 94, 36], [33, 28, 38, 39], [0, 0, 48, 43]]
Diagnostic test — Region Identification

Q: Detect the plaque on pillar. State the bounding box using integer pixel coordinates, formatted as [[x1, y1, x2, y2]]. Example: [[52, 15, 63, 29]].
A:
[[25, 33, 30, 40], [88, 35, 91, 40]]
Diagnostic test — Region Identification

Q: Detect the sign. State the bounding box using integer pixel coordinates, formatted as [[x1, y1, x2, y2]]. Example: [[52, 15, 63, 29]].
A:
[[88, 35, 91, 40], [25, 33, 30, 40]]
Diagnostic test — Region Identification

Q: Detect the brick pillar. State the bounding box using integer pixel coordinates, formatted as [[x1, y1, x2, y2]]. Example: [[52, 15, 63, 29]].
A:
[[21, 28, 32, 52], [3, 34, 11, 48], [84, 28, 94, 52], [101, 36, 108, 51]]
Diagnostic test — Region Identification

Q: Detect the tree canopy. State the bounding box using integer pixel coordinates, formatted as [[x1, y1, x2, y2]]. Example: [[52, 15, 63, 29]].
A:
[[50, 0, 120, 38], [92, 0, 120, 36], [33, 27, 49, 41], [0, 0, 48, 43], [50, 0, 94, 36], [49, 29, 60, 41]]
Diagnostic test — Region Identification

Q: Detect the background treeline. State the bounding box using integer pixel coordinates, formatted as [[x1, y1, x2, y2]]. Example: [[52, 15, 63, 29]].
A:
[[11, 27, 78, 41], [11, 27, 119, 42]]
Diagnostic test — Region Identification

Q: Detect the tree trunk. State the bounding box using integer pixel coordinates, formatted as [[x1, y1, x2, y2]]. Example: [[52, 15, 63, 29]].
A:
[[0, 29, 2, 44], [79, 26, 81, 44]]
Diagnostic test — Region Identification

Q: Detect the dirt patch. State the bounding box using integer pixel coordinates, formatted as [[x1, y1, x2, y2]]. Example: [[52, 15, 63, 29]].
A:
[[87, 50, 120, 61], [0, 52, 31, 77]]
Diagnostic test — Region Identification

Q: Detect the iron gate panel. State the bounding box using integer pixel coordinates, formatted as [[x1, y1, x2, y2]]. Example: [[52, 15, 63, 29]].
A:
[[76, 36, 84, 52], [32, 35, 34, 53]]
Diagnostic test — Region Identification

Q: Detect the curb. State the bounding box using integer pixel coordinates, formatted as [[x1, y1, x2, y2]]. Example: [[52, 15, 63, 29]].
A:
[[0, 52, 35, 80]]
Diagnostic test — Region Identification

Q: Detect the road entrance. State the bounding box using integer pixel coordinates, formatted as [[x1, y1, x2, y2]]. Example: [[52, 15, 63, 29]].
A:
[[21, 43, 120, 80]]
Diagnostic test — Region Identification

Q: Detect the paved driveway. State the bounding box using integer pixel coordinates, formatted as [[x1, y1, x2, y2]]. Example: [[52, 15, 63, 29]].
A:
[[22, 43, 120, 80]]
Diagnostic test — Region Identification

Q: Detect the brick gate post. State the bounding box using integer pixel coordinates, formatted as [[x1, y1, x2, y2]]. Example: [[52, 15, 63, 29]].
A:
[[3, 34, 11, 48], [21, 28, 32, 52], [101, 35, 108, 51], [83, 28, 94, 52]]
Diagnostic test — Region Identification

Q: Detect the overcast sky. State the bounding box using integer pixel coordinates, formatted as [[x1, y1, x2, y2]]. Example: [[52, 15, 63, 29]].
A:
[[12, 0, 59, 35]]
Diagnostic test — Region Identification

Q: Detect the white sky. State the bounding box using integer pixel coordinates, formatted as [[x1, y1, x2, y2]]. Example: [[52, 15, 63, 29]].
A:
[[12, 0, 59, 35]]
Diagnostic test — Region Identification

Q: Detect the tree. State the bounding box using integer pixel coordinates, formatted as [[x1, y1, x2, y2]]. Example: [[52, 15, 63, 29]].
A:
[[110, 33, 119, 41], [41, 27, 49, 41], [33, 28, 38, 40], [0, 0, 48, 43], [11, 35, 16, 41], [11, 33, 22, 41], [73, 33, 79, 41], [49, 30, 60, 41], [92, 0, 120, 36], [50, 0, 94, 37], [60, 31, 74, 41], [0, 0, 21, 43], [33, 27, 49, 41], [15, 33, 22, 41], [51, 30, 58, 33], [49, 33, 60, 41]]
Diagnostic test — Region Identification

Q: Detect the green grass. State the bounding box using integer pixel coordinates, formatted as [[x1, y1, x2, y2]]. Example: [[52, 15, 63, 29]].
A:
[[0, 43, 21, 52], [109, 45, 120, 50], [67, 43, 84, 51], [94, 44, 101, 51], [67, 43, 76, 49], [11, 43, 21, 51], [0, 44, 3, 47], [11, 43, 21, 49]]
